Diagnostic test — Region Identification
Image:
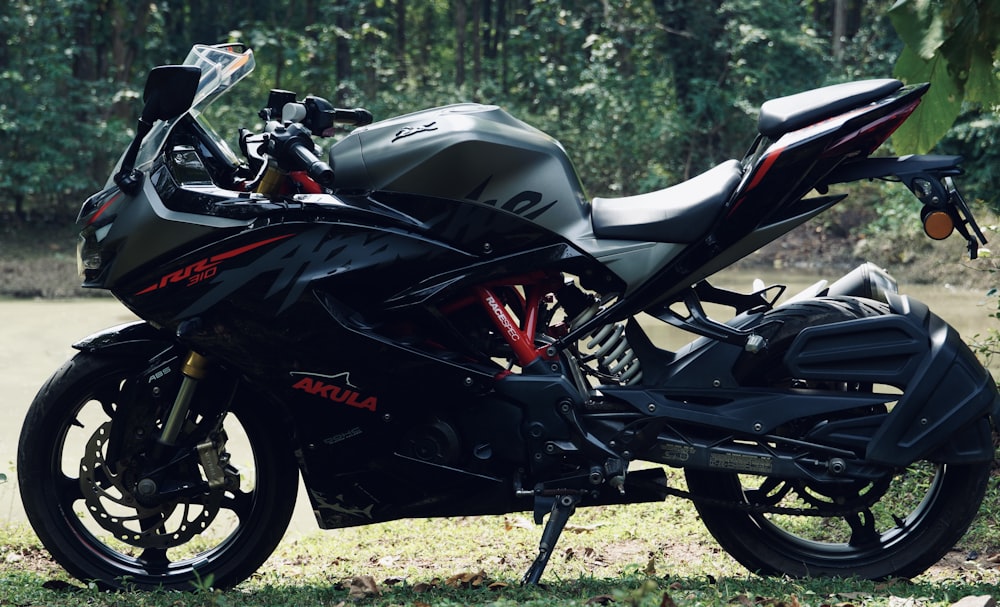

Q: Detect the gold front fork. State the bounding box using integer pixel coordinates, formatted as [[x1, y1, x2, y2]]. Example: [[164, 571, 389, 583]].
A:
[[254, 164, 286, 196], [158, 351, 209, 446]]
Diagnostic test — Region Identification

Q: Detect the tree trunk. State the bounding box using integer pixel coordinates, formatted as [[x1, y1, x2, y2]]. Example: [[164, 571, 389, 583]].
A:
[[336, 6, 352, 104], [395, 0, 407, 79], [455, 0, 467, 87], [472, 0, 482, 93], [832, 0, 846, 63]]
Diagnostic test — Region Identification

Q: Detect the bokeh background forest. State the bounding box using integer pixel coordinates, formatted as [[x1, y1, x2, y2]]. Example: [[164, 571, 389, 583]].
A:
[[1, 0, 997, 217]]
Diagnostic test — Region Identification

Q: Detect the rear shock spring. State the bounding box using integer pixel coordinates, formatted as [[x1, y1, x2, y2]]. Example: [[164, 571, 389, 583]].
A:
[[570, 301, 643, 385]]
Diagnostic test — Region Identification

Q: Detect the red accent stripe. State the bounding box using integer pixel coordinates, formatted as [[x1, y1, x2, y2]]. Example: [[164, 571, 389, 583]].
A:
[[87, 192, 123, 226], [135, 282, 159, 296], [727, 144, 785, 217], [135, 233, 295, 295], [209, 234, 295, 262]]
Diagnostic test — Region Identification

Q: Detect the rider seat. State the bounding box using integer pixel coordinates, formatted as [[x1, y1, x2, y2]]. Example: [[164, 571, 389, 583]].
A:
[[591, 159, 742, 243]]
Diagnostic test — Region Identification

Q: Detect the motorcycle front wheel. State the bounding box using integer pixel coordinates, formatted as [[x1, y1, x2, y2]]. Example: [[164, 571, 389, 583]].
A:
[[686, 297, 991, 579], [17, 350, 298, 590]]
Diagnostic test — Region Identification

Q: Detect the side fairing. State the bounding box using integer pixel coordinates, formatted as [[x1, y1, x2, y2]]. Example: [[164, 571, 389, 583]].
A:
[[108, 195, 612, 528]]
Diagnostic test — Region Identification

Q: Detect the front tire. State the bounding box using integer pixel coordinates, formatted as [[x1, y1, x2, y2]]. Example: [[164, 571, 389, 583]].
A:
[[687, 297, 992, 579], [18, 350, 298, 590]]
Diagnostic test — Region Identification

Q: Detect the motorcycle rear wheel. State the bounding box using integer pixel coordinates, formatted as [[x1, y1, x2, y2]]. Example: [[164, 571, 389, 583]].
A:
[[18, 351, 298, 590], [686, 296, 991, 579]]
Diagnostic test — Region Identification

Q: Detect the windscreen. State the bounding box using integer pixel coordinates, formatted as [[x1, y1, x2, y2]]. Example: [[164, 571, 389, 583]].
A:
[[126, 44, 256, 174]]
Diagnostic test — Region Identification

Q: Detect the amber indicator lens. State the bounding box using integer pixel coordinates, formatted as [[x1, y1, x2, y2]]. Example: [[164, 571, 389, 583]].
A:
[[922, 209, 954, 240]]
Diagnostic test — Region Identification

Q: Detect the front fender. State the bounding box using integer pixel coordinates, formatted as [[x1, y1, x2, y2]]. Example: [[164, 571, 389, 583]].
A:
[[73, 321, 177, 357], [785, 293, 999, 465]]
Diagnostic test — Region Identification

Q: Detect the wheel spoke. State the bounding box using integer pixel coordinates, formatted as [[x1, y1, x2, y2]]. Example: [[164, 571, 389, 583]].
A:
[[93, 385, 121, 418], [57, 473, 84, 503], [745, 477, 791, 506], [220, 488, 254, 522], [139, 547, 171, 572], [845, 509, 881, 547]]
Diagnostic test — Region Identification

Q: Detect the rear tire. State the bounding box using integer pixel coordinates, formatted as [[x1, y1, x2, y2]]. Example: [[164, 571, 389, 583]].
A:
[[687, 296, 992, 579], [18, 351, 298, 590]]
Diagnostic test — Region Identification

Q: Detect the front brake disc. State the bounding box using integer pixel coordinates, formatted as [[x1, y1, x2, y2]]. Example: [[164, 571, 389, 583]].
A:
[[79, 422, 223, 549]]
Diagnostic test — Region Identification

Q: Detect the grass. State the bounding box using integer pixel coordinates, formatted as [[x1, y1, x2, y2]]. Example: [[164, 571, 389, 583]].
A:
[[3, 474, 1000, 607]]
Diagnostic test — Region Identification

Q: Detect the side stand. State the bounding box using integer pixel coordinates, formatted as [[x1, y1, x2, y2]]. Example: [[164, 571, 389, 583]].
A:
[[521, 494, 581, 585]]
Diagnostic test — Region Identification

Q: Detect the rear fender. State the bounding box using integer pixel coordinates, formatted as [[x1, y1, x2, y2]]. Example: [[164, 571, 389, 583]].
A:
[[784, 293, 999, 465]]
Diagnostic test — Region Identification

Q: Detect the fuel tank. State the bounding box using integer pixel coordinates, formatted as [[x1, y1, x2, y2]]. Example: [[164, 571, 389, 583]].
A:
[[328, 104, 593, 241]]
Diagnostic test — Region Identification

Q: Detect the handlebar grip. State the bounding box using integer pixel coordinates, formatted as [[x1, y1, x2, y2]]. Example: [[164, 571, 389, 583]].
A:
[[332, 108, 374, 126], [289, 140, 334, 187]]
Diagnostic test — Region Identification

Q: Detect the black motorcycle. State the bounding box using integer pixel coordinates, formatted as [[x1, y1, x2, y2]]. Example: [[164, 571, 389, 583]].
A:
[[17, 43, 999, 590]]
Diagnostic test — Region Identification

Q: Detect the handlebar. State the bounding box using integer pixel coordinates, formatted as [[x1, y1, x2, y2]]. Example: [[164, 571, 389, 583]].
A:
[[289, 137, 334, 186], [254, 91, 375, 191], [259, 122, 334, 188], [329, 107, 373, 127]]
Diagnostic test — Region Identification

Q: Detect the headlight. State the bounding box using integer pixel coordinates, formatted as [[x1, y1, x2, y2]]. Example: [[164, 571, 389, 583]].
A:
[[77, 224, 112, 277]]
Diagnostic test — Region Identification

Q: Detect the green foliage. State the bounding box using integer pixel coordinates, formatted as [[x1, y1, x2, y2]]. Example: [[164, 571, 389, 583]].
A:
[[0, 0, 918, 217], [0, 0, 993, 224], [888, 0, 1000, 153], [938, 110, 1000, 203]]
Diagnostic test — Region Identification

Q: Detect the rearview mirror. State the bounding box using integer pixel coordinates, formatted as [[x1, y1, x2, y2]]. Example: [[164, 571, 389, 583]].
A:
[[115, 65, 202, 194], [140, 65, 202, 123]]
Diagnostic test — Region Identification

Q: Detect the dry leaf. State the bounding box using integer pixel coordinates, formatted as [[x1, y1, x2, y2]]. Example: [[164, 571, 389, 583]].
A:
[[661, 592, 679, 607], [950, 596, 997, 607], [504, 516, 534, 531], [585, 594, 615, 605], [887, 596, 918, 607], [444, 570, 487, 588], [347, 575, 380, 599], [730, 594, 754, 607]]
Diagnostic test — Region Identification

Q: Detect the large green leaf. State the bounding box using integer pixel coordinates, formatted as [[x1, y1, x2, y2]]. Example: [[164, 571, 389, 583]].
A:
[[888, 0, 946, 60], [965, 48, 1000, 106], [892, 46, 962, 153]]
